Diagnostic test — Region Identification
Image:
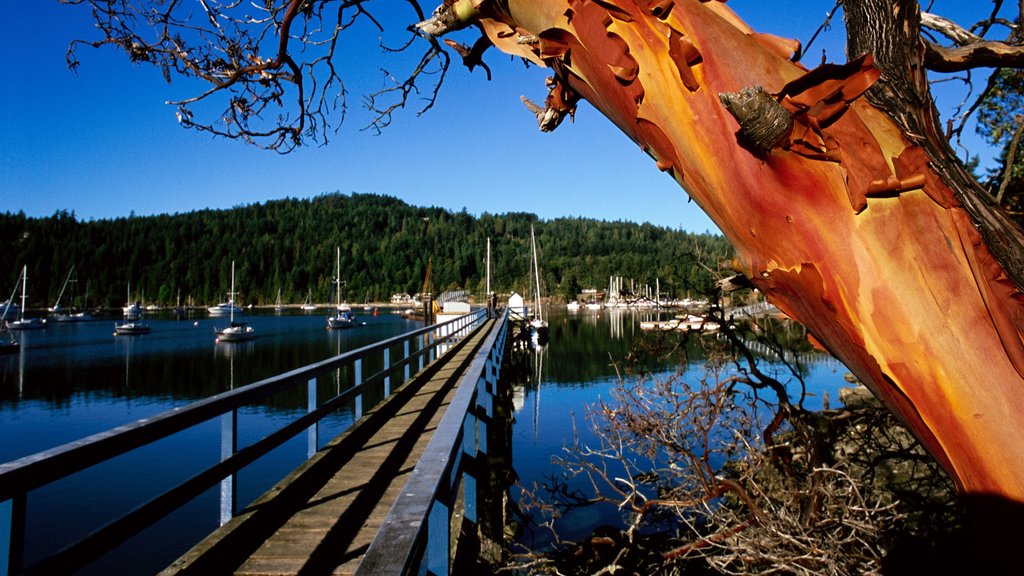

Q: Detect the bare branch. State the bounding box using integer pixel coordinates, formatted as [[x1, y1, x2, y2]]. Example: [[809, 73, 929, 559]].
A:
[[59, 0, 465, 152], [924, 38, 1024, 72], [921, 11, 983, 45]]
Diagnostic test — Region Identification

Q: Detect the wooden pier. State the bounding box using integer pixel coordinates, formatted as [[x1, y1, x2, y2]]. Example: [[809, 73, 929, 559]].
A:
[[161, 319, 496, 575]]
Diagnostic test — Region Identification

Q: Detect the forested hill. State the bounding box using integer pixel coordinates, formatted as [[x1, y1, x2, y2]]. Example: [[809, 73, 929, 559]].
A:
[[0, 193, 732, 309]]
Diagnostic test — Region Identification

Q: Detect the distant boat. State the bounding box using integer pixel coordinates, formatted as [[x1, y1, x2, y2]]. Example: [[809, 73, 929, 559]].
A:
[[208, 301, 242, 316], [6, 266, 45, 331], [274, 288, 285, 313], [50, 266, 75, 316], [301, 289, 317, 311], [215, 261, 255, 343], [123, 282, 143, 321], [2, 271, 21, 323], [528, 226, 549, 344], [52, 267, 94, 322], [639, 315, 720, 333], [327, 247, 357, 330], [114, 321, 151, 336]]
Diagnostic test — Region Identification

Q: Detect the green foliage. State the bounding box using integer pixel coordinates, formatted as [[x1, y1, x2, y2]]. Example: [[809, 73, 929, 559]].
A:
[[0, 193, 732, 308], [977, 69, 1024, 147], [976, 68, 1024, 221]]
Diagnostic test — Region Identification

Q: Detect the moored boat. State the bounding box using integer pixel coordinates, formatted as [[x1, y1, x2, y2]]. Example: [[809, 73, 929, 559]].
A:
[[215, 261, 255, 343], [114, 321, 151, 335], [123, 283, 143, 320], [639, 314, 720, 333], [327, 247, 357, 330], [6, 266, 45, 331], [301, 289, 317, 311], [528, 226, 549, 345], [208, 301, 243, 316]]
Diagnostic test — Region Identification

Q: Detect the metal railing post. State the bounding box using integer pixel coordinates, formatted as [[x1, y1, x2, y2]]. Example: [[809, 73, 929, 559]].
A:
[[426, 501, 450, 576], [307, 377, 318, 457], [418, 334, 425, 372], [0, 495, 25, 576], [354, 359, 363, 419], [219, 409, 238, 525], [404, 339, 411, 382], [463, 407, 479, 525], [383, 348, 391, 398]]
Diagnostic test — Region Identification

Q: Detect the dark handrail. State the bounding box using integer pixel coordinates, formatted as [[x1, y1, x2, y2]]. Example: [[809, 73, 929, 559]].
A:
[[0, 308, 488, 574], [357, 309, 509, 575]]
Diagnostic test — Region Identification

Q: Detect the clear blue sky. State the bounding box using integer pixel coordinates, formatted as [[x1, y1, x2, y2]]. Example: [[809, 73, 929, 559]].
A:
[[0, 1, 1002, 232]]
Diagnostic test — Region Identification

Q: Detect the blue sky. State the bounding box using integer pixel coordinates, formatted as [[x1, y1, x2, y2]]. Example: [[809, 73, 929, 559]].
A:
[[0, 1, 1004, 232]]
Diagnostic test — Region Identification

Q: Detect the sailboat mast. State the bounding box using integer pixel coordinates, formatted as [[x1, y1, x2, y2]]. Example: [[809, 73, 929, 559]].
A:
[[229, 260, 235, 323], [486, 238, 491, 296], [531, 226, 543, 323], [20, 265, 28, 319]]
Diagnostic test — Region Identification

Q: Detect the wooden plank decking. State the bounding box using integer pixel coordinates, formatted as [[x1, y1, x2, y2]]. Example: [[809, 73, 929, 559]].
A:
[[160, 320, 494, 576]]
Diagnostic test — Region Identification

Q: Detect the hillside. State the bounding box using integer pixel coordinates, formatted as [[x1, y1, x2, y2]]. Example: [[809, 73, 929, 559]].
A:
[[0, 193, 732, 308]]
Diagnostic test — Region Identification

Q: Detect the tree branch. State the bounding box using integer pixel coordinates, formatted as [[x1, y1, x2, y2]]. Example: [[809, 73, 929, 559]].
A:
[[924, 38, 1024, 72]]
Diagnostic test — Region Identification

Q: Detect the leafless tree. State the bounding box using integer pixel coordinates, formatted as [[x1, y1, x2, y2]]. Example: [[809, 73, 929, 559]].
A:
[[505, 311, 961, 575]]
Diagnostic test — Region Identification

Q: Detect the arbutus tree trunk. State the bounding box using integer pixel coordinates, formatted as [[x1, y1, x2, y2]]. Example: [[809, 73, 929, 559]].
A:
[[432, 0, 1024, 535]]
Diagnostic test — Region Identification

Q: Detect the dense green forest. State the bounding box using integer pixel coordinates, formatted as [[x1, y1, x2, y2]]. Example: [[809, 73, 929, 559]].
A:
[[0, 193, 732, 310]]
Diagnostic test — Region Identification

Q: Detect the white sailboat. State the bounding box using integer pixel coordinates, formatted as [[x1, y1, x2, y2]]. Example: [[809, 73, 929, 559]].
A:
[[327, 247, 357, 329], [1, 278, 21, 351], [274, 288, 285, 313], [528, 225, 549, 344], [215, 261, 255, 342], [123, 282, 143, 320], [301, 289, 317, 311], [7, 266, 45, 330], [50, 266, 74, 315], [52, 266, 94, 322], [116, 282, 151, 335]]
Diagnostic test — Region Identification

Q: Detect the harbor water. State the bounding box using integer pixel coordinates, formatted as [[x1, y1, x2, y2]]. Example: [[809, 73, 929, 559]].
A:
[[0, 306, 851, 574]]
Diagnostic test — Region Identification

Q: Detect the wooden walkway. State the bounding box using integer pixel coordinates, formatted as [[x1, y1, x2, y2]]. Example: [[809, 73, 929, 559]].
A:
[[161, 320, 495, 576]]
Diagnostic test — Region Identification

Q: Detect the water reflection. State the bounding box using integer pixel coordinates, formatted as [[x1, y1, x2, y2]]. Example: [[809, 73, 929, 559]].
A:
[[507, 307, 854, 547]]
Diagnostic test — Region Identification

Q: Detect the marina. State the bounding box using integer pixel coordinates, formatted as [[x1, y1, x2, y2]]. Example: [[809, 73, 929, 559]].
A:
[[0, 304, 851, 574]]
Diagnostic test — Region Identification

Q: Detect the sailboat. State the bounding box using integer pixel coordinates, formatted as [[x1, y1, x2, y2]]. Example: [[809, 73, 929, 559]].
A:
[[327, 247, 357, 329], [50, 266, 74, 315], [116, 282, 151, 335], [123, 283, 143, 320], [301, 289, 317, 311], [52, 266, 94, 322], [7, 266, 45, 330], [215, 261, 255, 342], [115, 317, 151, 335], [0, 282, 20, 352], [528, 225, 549, 344]]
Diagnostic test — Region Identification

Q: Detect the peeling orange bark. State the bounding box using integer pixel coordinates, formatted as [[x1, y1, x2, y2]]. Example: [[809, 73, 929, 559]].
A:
[[470, 0, 1024, 502]]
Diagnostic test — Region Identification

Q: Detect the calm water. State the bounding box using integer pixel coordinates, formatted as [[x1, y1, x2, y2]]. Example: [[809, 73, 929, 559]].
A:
[[0, 306, 850, 574], [507, 308, 851, 547]]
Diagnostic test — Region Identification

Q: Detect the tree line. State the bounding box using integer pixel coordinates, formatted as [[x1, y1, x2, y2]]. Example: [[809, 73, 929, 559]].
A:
[[0, 193, 732, 310]]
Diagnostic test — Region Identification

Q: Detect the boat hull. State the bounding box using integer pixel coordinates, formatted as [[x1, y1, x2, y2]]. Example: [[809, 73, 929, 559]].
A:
[[115, 322, 151, 335], [7, 318, 45, 331], [216, 325, 255, 342]]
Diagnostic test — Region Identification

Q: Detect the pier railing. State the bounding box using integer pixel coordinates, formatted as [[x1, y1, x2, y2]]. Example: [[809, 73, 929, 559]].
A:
[[0, 308, 489, 576], [357, 308, 510, 576]]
